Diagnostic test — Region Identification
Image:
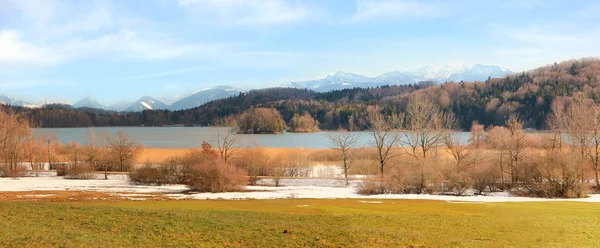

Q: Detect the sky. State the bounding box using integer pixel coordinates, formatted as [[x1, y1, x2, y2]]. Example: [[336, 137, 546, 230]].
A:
[[1, 0, 600, 104]]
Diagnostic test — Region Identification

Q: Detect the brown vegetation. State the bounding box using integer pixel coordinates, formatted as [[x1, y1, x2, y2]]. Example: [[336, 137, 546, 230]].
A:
[[327, 118, 359, 186], [288, 112, 319, 133], [0, 111, 31, 177], [131, 144, 247, 193], [236, 107, 285, 134]]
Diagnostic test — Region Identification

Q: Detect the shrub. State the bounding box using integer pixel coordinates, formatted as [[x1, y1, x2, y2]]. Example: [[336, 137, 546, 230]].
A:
[[444, 171, 473, 196], [357, 179, 384, 195], [515, 152, 587, 198], [399, 159, 442, 194], [61, 163, 95, 180], [187, 161, 247, 193], [382, 167, 410, 194], [0, 164, 27, 178], [233, 148, 270, 185], [130, 164, 175, 186], [130, 145, 248, 192], [470, 161, 499, 195]]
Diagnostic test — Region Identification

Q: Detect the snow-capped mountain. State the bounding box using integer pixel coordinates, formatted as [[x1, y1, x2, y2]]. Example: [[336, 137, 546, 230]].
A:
[[447, 64, 512, 82], [125, 96, 169, 112], [169, 86, 244, 110], [282, 72, 372, 90], [72, 97, 106, 109], [0, 95, 39, 108], [0, 95, 13, 105], [282, 64, 513, 92], [107, 101, 132, 112]]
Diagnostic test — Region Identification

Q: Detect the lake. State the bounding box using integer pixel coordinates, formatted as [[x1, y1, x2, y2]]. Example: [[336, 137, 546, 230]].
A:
[[33, 127, 471, 149]]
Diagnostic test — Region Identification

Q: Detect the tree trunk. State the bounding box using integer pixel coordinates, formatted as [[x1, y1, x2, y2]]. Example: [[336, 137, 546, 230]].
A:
[[380, 160, 384, 179], [499, 155, 505, 189]]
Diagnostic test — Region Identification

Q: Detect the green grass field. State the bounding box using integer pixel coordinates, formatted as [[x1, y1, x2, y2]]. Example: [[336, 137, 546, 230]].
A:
[[0, 199, 599, 247]]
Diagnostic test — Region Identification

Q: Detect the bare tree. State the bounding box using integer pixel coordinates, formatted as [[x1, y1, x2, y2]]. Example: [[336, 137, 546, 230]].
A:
[[214, 117, 241, 163], [487, 126, 510, 188], [506, 116, 528, 185], [106, 131, 144, 172], [444, 135, 477, 174], [85, 128, 112, 179], [0, 111, 32, 177], [547, 99, 567, 151], [401, 95, 456, 159], [328, 117, 359, 186], [40, 134, 59, 170], [367, 110, 400, 178], [25, 136, 50, 173], [469, 121, 485, 148], [559, 97, 600, 188]]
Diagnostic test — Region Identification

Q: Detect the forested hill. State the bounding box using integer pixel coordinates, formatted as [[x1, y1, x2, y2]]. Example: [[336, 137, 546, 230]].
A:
[[3, 58, 600, 130]]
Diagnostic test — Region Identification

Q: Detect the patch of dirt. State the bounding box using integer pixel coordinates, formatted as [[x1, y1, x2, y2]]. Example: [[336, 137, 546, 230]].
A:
[[0, 191, 173, 202]]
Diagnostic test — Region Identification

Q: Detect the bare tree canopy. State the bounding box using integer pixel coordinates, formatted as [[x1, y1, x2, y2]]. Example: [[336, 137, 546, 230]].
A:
[[106, 131, 144, 172], [549, 96, 600, 188], [328, 116, 359, 186], [0, 111, 32, 177], [213, 117, 241, 163], [367, 110, 400, 177], [401, 95, 456, 159]]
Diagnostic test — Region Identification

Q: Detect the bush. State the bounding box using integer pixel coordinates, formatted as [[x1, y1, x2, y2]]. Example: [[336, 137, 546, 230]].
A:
[[515, 152, 587, 198], [233, 148, 270, 185], [131, 165, 172, 185], [471, 161, 499, 195], [357, 179, 384, 195], [187, 161, 247, 193], [0, 164, 27, 178], [130, 144, 248, 193], [444, 171, 472, 196], [61, 163, 95, 180]]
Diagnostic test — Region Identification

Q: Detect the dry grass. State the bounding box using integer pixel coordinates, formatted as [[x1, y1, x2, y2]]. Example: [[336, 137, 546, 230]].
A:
[[139, 147, 550, 177]]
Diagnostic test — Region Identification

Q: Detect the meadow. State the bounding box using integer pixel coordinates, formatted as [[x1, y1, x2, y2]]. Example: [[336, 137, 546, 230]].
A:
[[0, 199, 598, 247]]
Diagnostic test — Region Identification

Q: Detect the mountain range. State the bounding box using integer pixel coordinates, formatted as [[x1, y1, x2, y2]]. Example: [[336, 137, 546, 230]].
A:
[[0, 64, 512, 111], [281, 64, 513, 92], [0, 95, 39, 108]]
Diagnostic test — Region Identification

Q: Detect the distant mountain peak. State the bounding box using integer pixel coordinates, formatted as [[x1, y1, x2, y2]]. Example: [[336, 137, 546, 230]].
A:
[[125, 96, 168, 112], [281, 63, 513, 92], [73, 97, 106, 109], [169, 85, 245, 111]]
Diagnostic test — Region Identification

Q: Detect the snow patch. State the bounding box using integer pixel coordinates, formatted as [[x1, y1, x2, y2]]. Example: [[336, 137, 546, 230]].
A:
[[1, 176, 600, 202], [140, 101, 153, 110]]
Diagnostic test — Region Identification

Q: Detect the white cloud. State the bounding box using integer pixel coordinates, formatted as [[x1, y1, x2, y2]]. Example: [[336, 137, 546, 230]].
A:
[[177, 0, 315, 25], [487, 23, 600, 71], [57, 30, 232, 61], [126, 66, 214, 80], [0, 0, 233, 66], [0, 30, 62, 65], [2, 0, 57, 26], [0, 79, 64, 89], [352, 0, 451, 21]]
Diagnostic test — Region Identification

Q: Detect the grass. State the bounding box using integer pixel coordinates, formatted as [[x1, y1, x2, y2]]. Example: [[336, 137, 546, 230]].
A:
[[0, 199, 599, 247]]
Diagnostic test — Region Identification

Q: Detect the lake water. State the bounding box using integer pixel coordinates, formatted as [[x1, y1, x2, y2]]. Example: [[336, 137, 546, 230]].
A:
[[33, 127, 471, 149]]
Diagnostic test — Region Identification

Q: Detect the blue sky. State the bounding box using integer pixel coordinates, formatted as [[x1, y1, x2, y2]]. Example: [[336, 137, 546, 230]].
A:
[[1, 0, 600, 104]]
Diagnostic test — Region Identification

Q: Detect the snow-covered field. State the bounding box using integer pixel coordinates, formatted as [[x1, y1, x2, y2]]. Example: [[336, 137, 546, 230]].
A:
[[1, 174, 600, 202]]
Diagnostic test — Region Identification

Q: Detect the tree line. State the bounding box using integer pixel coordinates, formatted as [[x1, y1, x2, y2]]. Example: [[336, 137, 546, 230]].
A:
[[0, 109, 144, 179], [4, 58, 600, 131]]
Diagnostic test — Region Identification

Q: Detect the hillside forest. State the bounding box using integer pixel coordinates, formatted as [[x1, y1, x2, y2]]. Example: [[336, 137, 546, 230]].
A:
[[2, 58, 600, 131]]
